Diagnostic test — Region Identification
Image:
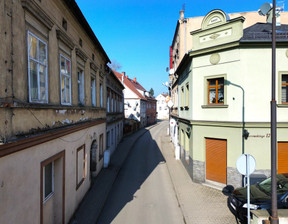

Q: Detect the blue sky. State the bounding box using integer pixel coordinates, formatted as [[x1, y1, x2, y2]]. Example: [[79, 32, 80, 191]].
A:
[[75, 0, 278, 96]]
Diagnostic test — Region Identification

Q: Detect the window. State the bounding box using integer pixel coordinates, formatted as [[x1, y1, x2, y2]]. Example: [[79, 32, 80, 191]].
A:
[[107, 96, 110, 112], [106, 131, 110, 148], [43, 161, 54, 202], [100, 83, 103, 108], [76, 145, 85, 189], [27, 32, 48, 103], [180, 87, 184, 108], [91, 77, 96, 107], [281, 74, 288, 103], [207, 78, 224, 104], [60, 55, 71, 105], [99, 134, 104, 159], [185, 83, 189, 108], [78, 69, 85, 105], [62, 18, 67, 30], [114, 94, 116, 112], [111, 94, 114, 112]]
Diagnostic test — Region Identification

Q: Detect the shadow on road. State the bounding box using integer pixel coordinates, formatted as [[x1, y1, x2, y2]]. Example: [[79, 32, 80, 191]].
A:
[[96, 130, 165, 224]]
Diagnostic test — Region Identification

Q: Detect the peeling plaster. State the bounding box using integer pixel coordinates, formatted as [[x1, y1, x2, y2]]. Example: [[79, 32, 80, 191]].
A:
[[56, 109, 67, 114], [62, 119, 72, 124]]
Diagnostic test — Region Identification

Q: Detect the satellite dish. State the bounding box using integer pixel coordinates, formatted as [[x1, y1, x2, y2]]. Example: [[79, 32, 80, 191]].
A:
[[258, 3, 272, 16]]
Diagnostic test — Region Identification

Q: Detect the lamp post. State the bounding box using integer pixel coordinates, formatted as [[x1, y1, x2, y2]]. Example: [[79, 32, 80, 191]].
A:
[[270, 1, 278, 223], [258, 2, 278, 222]]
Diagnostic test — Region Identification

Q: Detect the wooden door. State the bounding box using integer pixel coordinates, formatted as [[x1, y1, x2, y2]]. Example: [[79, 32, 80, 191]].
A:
[[206, 138, 227, 184], [278, 142, 288, 173]]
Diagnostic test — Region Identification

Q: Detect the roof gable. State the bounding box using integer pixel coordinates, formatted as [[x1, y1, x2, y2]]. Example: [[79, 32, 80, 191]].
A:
[[114, 71, 146, 100]]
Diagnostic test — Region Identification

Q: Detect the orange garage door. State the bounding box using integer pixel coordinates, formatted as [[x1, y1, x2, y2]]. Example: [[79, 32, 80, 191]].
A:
[[206, 138, 227, 184], [278, 142, 288, 174]]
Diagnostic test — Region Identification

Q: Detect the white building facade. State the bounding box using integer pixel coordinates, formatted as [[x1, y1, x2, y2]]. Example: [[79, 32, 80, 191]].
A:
[[156, 93, 169, 120]]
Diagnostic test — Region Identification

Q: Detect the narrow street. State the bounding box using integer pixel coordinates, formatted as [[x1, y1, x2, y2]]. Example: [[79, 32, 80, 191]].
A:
[[96, 121, 235, 224], [97, 121, 185, 224]]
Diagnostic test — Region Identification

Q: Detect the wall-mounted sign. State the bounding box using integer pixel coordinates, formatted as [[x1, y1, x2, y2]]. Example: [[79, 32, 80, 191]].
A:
[[249, 134, 270, 138], [170, 118, 176, 126], [208, 16, 221, 25]]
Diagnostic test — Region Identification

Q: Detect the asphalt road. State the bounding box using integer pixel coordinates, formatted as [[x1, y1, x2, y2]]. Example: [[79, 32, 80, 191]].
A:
[[96, 122, 185, 224]]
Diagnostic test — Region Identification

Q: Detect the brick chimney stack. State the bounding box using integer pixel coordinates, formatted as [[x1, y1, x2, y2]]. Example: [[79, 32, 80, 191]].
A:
[[133, 77, 136, 82]]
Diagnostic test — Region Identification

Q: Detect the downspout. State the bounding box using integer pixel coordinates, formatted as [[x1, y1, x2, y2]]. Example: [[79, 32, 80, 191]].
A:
[[3, 0, 14, 143], [10, 0, 14, 99]]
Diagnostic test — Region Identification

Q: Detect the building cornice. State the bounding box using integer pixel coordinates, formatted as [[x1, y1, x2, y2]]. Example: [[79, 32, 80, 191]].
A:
[[0, 119, 106, 158], [190, 120, 288, 128], [188, 41, 240, 58], [21, 0, 54, 30]]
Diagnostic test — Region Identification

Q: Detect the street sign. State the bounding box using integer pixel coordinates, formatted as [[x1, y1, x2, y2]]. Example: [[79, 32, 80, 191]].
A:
[[236, 154, 256, 224], [236, 154, 256, 175], [167, 100, 174, 108], [165, 96, 170, 103]]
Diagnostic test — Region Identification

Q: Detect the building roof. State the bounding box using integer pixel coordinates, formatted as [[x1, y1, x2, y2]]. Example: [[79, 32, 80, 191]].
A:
[[146, 96, 157, 102], [129, 78, 146, 92], [114, 71, 147, 100], [241, 23, 288, 42], [110, 70, 125, 90]]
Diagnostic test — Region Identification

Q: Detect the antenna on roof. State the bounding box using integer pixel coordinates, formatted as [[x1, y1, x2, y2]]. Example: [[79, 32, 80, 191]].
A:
[[182, 3, 186, 12], [258, 2, 272, 16], [276, 0, 285, 12]]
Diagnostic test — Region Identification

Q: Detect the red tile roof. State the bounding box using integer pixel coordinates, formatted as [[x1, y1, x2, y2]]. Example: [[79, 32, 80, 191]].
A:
[[114, 70, 146, 100], [130, 78, 146, 92]]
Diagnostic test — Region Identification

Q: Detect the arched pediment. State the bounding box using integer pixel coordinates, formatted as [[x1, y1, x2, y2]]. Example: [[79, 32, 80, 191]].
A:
[[201, 9, 230, 30]]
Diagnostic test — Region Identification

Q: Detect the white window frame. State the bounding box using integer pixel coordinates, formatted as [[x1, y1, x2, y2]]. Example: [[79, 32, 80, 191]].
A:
[[100, 83, 103, 108], [43, 161, 54, 202], [91, 76, 96, 107], [27, 31, 48, 103], [107, 95, 110, 112], [78, 69, 85, 105], [280, 73, 288, 104], [111, 95, 114, 113], [60, 54, 72, 105]]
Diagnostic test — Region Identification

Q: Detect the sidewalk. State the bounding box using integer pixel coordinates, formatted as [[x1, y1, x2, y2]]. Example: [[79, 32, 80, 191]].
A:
[[69, 125, 157, 224], [159, 132, 236, 224]]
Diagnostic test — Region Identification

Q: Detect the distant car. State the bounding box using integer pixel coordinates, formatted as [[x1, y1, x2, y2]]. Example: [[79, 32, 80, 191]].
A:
[[227, 173, 288, 223]]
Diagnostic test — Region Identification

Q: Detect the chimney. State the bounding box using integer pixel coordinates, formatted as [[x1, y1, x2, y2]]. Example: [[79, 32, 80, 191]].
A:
[[122, 72, 126, 76], [180, 10, 184, 21], [133, 77, 136, 82]]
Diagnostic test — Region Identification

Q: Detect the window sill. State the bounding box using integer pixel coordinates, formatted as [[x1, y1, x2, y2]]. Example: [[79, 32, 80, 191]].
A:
[[76, 178, 85, 190], [277, 104, 288, 108], [43, 192, 54, 204], [201, 104, 228, 109]]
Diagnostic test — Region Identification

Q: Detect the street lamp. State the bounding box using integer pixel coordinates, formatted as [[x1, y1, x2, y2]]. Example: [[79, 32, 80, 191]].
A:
[[225, 80, 249, 188], [258, 1, 278, 223], [225, 80, 248, 154]]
